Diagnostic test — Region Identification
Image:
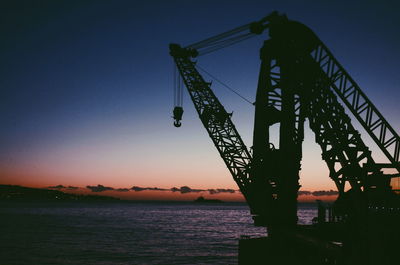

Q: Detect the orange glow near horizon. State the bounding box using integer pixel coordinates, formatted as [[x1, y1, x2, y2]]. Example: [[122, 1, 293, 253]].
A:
[[0, 176, 338, 203], [0, 128, 339, 194], [0, 122, 360, 203]]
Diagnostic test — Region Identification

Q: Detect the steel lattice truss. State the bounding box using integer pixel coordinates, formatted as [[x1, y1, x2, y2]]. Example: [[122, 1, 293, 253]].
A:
[[170, 16, 400, 223], [172, 55, 254, 201], [308, 72, 377, 193], [311, 43, 400, 173]]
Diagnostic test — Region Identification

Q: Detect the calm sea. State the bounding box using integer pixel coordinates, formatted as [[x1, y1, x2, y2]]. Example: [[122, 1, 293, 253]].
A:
[[0, 202, 317, 265]]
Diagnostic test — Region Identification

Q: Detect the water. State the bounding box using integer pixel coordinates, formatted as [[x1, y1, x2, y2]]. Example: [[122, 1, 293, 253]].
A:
[[0, 202, 317, 265]]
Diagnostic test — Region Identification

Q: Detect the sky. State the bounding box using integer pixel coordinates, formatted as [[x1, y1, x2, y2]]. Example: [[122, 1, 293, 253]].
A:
[[1, 0, 399, 201]]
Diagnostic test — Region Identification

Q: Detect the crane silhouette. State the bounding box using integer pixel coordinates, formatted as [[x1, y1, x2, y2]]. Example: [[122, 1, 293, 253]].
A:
[[170, 11, 400, 265]]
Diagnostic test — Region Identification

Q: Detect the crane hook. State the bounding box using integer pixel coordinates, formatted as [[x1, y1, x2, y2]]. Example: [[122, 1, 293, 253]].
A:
[[173, 106, 184, 127]]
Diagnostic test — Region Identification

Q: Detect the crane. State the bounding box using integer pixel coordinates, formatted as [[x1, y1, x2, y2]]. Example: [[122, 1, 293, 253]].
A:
[[170, 11, 400, 264]]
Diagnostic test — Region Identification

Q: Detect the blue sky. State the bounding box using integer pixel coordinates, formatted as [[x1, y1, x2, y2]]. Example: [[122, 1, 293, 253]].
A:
[[1, 0, 399, 193]]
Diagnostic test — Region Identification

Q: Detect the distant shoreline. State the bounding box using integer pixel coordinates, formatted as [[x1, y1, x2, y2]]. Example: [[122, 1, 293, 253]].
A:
[[0, 185, 321, 205], [0, 184, 120, 202], [194, 196, 223, 203], [0, 185, 245, 203]]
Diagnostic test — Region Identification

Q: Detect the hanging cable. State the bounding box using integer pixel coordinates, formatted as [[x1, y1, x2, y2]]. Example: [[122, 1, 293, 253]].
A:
[[173, 62, 183, 107], [173, 61, 177, 106], [196, 64, 254, 105], [178, 71, 183, 106], [172, 61, 184, 127], [198, 33, 256, 56], [199, 32, 253, 49], [186, 23, 251, 50], [172, 22, 259, 127]]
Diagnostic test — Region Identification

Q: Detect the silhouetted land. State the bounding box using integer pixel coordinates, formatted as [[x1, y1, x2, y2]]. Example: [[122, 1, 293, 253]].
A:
[[0, 185, 231, 204], [194, 196, 223, 203], [0, 185, 120, 202]]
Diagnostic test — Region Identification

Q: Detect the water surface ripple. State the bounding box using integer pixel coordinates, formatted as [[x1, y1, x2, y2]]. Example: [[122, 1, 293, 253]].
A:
[[0, 202, 317, 264]]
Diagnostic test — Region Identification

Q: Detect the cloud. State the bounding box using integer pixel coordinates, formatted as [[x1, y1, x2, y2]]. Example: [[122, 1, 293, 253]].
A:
[[115, 188, 130, 192], [311, 190, 338, 196], [298, 190, 338, 196], [148, 187, 168, 191], [131, 186, 146, 191], [48, 185, 79, 190], [171, 186, 205, 194], [298, 190, 312, 196], [82, 185, 238, 194], [50, 184, 337, 197], [48, 185, 65, 189], [208, 189, 218, 195], [86, 185, 114, 192], [171, 187, 180, 192], [131, 186, 167, 192], [208, 188, 236, 194]]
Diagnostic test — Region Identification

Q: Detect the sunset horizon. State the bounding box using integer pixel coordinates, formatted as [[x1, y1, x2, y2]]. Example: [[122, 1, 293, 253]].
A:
[[2, 1, 399, 264], [2, 1, 399, 203], [0, 182, 338, 202]]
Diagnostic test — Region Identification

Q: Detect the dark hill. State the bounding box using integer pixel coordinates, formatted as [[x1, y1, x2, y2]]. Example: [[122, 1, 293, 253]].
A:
[[194, 196, 223, 203], [0, 185, 120, 202]]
